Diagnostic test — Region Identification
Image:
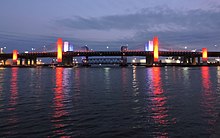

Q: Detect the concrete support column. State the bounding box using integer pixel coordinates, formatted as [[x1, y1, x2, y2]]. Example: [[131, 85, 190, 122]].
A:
[[69, 57, 73, 65], [192, 57, 196, 65], [33, 58, 37, 65], [63, 57, 73, 65], [30, 59, 32, 65], [188, 57, 191, 64], [82, 56, 90, 66], [198, 57, 201, 65], [20, 58, 23, 66], [3, 60, 6, 65], [146, 56, 153, 66], [120, 54, 127, 66], [183, 57, 187, 64], [25, 58, 28, 65]]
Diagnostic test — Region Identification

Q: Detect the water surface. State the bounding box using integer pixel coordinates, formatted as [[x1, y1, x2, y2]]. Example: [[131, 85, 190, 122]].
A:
[[0, 66, 220, 137]]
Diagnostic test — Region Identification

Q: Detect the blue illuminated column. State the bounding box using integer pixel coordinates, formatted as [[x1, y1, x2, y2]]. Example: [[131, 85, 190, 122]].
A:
[[145, 42, 149, 51], [69, 44, 73, 51]]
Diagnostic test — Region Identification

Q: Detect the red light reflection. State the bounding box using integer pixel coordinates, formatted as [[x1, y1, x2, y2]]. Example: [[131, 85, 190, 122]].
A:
[[9, 68, 18, 111], [150, 67, 168, 125], [7, 68, 18, 131], [201, 67, 210, 90], [53, 67, 68, 136], [201, 67, 217, 125]]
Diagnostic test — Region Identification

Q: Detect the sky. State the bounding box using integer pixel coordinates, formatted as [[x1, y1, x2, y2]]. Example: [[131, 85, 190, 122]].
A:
[[0, 0, 220, 52]]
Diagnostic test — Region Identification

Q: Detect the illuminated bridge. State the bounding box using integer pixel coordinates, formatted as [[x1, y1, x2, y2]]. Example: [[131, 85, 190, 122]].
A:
[[0, 37, 218, 66]]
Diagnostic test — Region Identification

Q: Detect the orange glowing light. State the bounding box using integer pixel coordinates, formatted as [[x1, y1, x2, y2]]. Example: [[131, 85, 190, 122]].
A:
[[57, 38, 63, 63], [202, 48, 207, 62], [153, 36, 159, 62], [12, 50, 18, 64]]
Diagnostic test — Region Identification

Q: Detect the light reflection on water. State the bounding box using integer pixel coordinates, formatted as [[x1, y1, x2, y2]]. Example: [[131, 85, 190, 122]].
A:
[[200, 67, 218, 131], [0, 69, 4, 111], [7, 68, 18, 136], [149, 67, 169, 137], [52, 67, 69, 136], [0, 67, 219, 137], [9, 68, 18, 111]]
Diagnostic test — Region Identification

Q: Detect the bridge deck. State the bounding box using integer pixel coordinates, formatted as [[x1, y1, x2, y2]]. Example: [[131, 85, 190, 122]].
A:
[[1, 51, 220, 59]]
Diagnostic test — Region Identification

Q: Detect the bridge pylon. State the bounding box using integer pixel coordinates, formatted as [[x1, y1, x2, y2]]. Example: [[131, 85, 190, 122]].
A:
[[57, 38, 63, 64], [120, 46, 128, 66], [202, 48, 208, 65], [153, 36, 159, 63], [12, 50, 18, 65]]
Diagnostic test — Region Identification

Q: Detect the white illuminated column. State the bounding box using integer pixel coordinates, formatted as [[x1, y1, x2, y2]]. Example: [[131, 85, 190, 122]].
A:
[[149, 41, 153, 51], [64, 41, 69, 52]]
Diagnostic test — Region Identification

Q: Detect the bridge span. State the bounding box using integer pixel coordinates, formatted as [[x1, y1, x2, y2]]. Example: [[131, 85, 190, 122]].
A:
[[0, 37, 218, 66], [0, 50, 219, 66]]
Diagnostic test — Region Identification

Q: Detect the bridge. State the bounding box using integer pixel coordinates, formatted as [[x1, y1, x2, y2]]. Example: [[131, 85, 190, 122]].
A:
[[0, 37, 217, 66]]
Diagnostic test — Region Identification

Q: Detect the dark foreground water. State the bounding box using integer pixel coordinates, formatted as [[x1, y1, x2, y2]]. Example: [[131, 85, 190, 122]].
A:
[[0, 66, 220, 137]]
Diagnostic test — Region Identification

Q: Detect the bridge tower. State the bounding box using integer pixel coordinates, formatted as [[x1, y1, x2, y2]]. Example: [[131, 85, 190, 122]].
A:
[[62, 41, 74, 66], [81, 46, 90, 66], [153, 36, 159, 63], [202, 48, 208, 64], [145, 40, 154, 66], [57, 38, 63, 64], [120, 46, 128, 66], [12, 50, 18, 65]]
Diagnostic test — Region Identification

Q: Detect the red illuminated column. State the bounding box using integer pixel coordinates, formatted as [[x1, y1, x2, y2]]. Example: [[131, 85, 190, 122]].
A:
[[57, 38, 63, 63], [153, 36, 159, 62], [202, 48, 208, 63], [12, 50, 18, 65]]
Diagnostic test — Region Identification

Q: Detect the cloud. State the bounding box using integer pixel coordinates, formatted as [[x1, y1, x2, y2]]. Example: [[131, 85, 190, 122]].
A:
[[53, 7, 220, 50], [54, 7, 220, 33]]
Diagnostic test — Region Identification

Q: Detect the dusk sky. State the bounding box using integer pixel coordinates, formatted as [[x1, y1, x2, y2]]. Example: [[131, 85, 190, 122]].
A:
[[0, 0, 220, 52]]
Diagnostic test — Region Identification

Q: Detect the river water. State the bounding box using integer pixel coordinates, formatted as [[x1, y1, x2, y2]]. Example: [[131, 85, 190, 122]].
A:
[[0, 66, 220, 137]]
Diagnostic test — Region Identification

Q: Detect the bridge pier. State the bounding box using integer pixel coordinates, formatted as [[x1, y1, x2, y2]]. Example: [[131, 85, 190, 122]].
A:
[[30, 59, 33, 66], [120, 55, 127, 66], [33, 58, 37, 65], [25, 58, 29, 65], [3, 59, 6, 65], [120, 46, 128, 66], [192, 57, 196, 65], [62, 57, 73, 66], [82, 56, 90, 66], [198, 57, 201, 65], [183, 56, 187, 64], [146, 56, 153, 66], [20, 58, 23, 66], [188, 57, 191, 64]]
